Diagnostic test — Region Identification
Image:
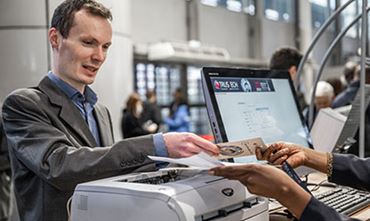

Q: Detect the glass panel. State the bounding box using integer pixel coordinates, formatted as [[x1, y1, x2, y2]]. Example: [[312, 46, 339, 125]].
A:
[[169, 67, 181, 96], [340, 0, 359, 38], [264, 0, 294, 22], [242, 0, 256, 15], [226, 0, 242, 12], [190, 107, 212, 135], [147, 64, 155, 90], [201, 0, 256, 15], [156, 66, 170, 105], [310, 0, 330, 28], [135, 63, 147, 100], [187, 66, 204, 104]]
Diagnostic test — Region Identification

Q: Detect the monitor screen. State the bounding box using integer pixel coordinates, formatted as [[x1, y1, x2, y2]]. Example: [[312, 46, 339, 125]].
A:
[[202, 67, 312, 163]]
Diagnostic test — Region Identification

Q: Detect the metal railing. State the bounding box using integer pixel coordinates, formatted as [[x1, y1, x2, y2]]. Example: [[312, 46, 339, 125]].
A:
[[296, 0, 368, 157]]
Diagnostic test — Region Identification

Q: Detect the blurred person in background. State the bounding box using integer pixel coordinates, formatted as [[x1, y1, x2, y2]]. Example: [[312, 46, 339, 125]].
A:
[[331, 66, 370, 156], [121, 93, 158, 138], [141, 90, 162, 132], [270, 47, 307, 112], [314, 81, 335, 111], [304, 81, 334, 125], [326, 77, 344, 98], [343, 61, 359, 87], [333, 65, 370, 109], [165, 88, 190, 132]]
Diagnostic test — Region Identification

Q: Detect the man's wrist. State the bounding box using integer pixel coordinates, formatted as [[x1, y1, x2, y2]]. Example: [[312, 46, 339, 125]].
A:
[[153, 133, 168, 157]]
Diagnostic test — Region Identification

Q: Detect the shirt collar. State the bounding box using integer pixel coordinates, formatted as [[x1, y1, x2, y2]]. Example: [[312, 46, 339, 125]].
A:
[[47, 71, 98, 105]]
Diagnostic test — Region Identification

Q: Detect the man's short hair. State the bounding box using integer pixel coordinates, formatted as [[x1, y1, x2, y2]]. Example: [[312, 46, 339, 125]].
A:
[[146, 90, 156, 100], [343, 61, 358, 84], [269, 47, 302, 70], [51, 0, 112, 38]]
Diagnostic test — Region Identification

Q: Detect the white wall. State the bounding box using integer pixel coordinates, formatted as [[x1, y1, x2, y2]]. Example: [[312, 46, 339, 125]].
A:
[[260, 19, 296, 60], [131, 0, 300, 61], [197, 3, 249, 59], [0, 1, 49, 103], [132, 0, 187, 44]]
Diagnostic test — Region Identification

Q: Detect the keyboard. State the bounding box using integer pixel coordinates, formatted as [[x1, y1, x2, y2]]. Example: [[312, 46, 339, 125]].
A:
[[314, 186, 370, 215]]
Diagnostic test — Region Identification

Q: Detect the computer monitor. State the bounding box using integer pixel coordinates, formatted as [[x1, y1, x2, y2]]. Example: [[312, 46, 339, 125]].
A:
[[201, 67, 313, 164]]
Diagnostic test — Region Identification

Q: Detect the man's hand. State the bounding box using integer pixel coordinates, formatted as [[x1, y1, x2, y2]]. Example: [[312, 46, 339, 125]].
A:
[[163, 132, 219, 158], [256, 141, 308, 168], [209, 164, 311, 219]]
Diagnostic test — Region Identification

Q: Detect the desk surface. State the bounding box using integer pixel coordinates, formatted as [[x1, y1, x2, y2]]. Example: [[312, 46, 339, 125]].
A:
[[269, 172, 370, 221]]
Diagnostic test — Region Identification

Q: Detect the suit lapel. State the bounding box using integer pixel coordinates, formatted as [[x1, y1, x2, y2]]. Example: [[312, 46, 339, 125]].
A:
[[94, 104, 113, 146], [38, 77, 98, 147], [59, 100, 98, 147]]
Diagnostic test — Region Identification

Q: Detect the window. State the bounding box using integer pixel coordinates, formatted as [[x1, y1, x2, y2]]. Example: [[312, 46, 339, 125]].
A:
[[187, 66, 204, 104], [340, 0, 360, 38], [201, 0, 256, 15], [311, 0, 361, 38], [187, 66, 211, 135], [264, 0, 294, 22], [310, 0, 331, 28], [134, 61, 211, 135]]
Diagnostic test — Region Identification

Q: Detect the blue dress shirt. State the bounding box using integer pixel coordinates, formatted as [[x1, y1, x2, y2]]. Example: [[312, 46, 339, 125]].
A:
[[48, 72, 101, 145], [47, 72, 168, 157]]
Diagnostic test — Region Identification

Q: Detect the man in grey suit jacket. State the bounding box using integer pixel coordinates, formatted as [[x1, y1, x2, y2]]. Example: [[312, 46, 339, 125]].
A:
[[210, 142, 369, 221], [1, 1, 219, 221]]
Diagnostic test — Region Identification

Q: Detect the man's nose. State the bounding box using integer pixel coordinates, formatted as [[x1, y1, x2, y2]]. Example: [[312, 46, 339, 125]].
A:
[[92, 47, 105, 62]]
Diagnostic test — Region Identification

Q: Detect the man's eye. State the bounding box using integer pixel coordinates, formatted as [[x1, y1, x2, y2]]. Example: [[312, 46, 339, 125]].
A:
[[83, 40, 93, 45], [103, 45, 110, 51]]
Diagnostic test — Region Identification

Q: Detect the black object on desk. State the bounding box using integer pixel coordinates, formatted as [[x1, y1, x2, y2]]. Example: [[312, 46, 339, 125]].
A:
[[281, 162, 311, 194]]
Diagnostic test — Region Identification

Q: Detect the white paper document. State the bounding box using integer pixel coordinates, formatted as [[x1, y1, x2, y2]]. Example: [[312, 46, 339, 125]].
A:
[[148, 152, 224, 169], [149, 137, 267, 169], [310, 108, 347, 152]]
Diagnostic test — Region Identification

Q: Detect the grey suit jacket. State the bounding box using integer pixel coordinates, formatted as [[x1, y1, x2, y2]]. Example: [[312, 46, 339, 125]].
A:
[[300, 154, 370, 221], [2, 77, 157, 221], [0, 111, 10, 173], [0, 111, 10, 220]]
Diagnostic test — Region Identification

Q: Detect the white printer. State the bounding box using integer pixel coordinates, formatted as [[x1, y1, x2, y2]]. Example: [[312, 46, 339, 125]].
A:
[[71, 168, 268, 221]]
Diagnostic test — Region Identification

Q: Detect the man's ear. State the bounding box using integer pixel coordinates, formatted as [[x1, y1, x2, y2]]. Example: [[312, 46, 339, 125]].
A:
[[288, 66, 297, 80], [48, 27, 60, 49]]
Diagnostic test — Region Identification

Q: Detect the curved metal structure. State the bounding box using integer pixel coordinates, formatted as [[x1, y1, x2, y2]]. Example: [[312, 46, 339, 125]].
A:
[[297, 0, 368, 157], [295, 0, 355, 87], [359, 0, 368, 157], [308, 7, 370, 128]]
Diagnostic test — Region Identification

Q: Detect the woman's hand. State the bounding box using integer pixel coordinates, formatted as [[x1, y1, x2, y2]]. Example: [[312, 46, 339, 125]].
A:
[[209, 163, 311, 219], [256, 141, 328, 174], [256, 142, 308, 168]]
